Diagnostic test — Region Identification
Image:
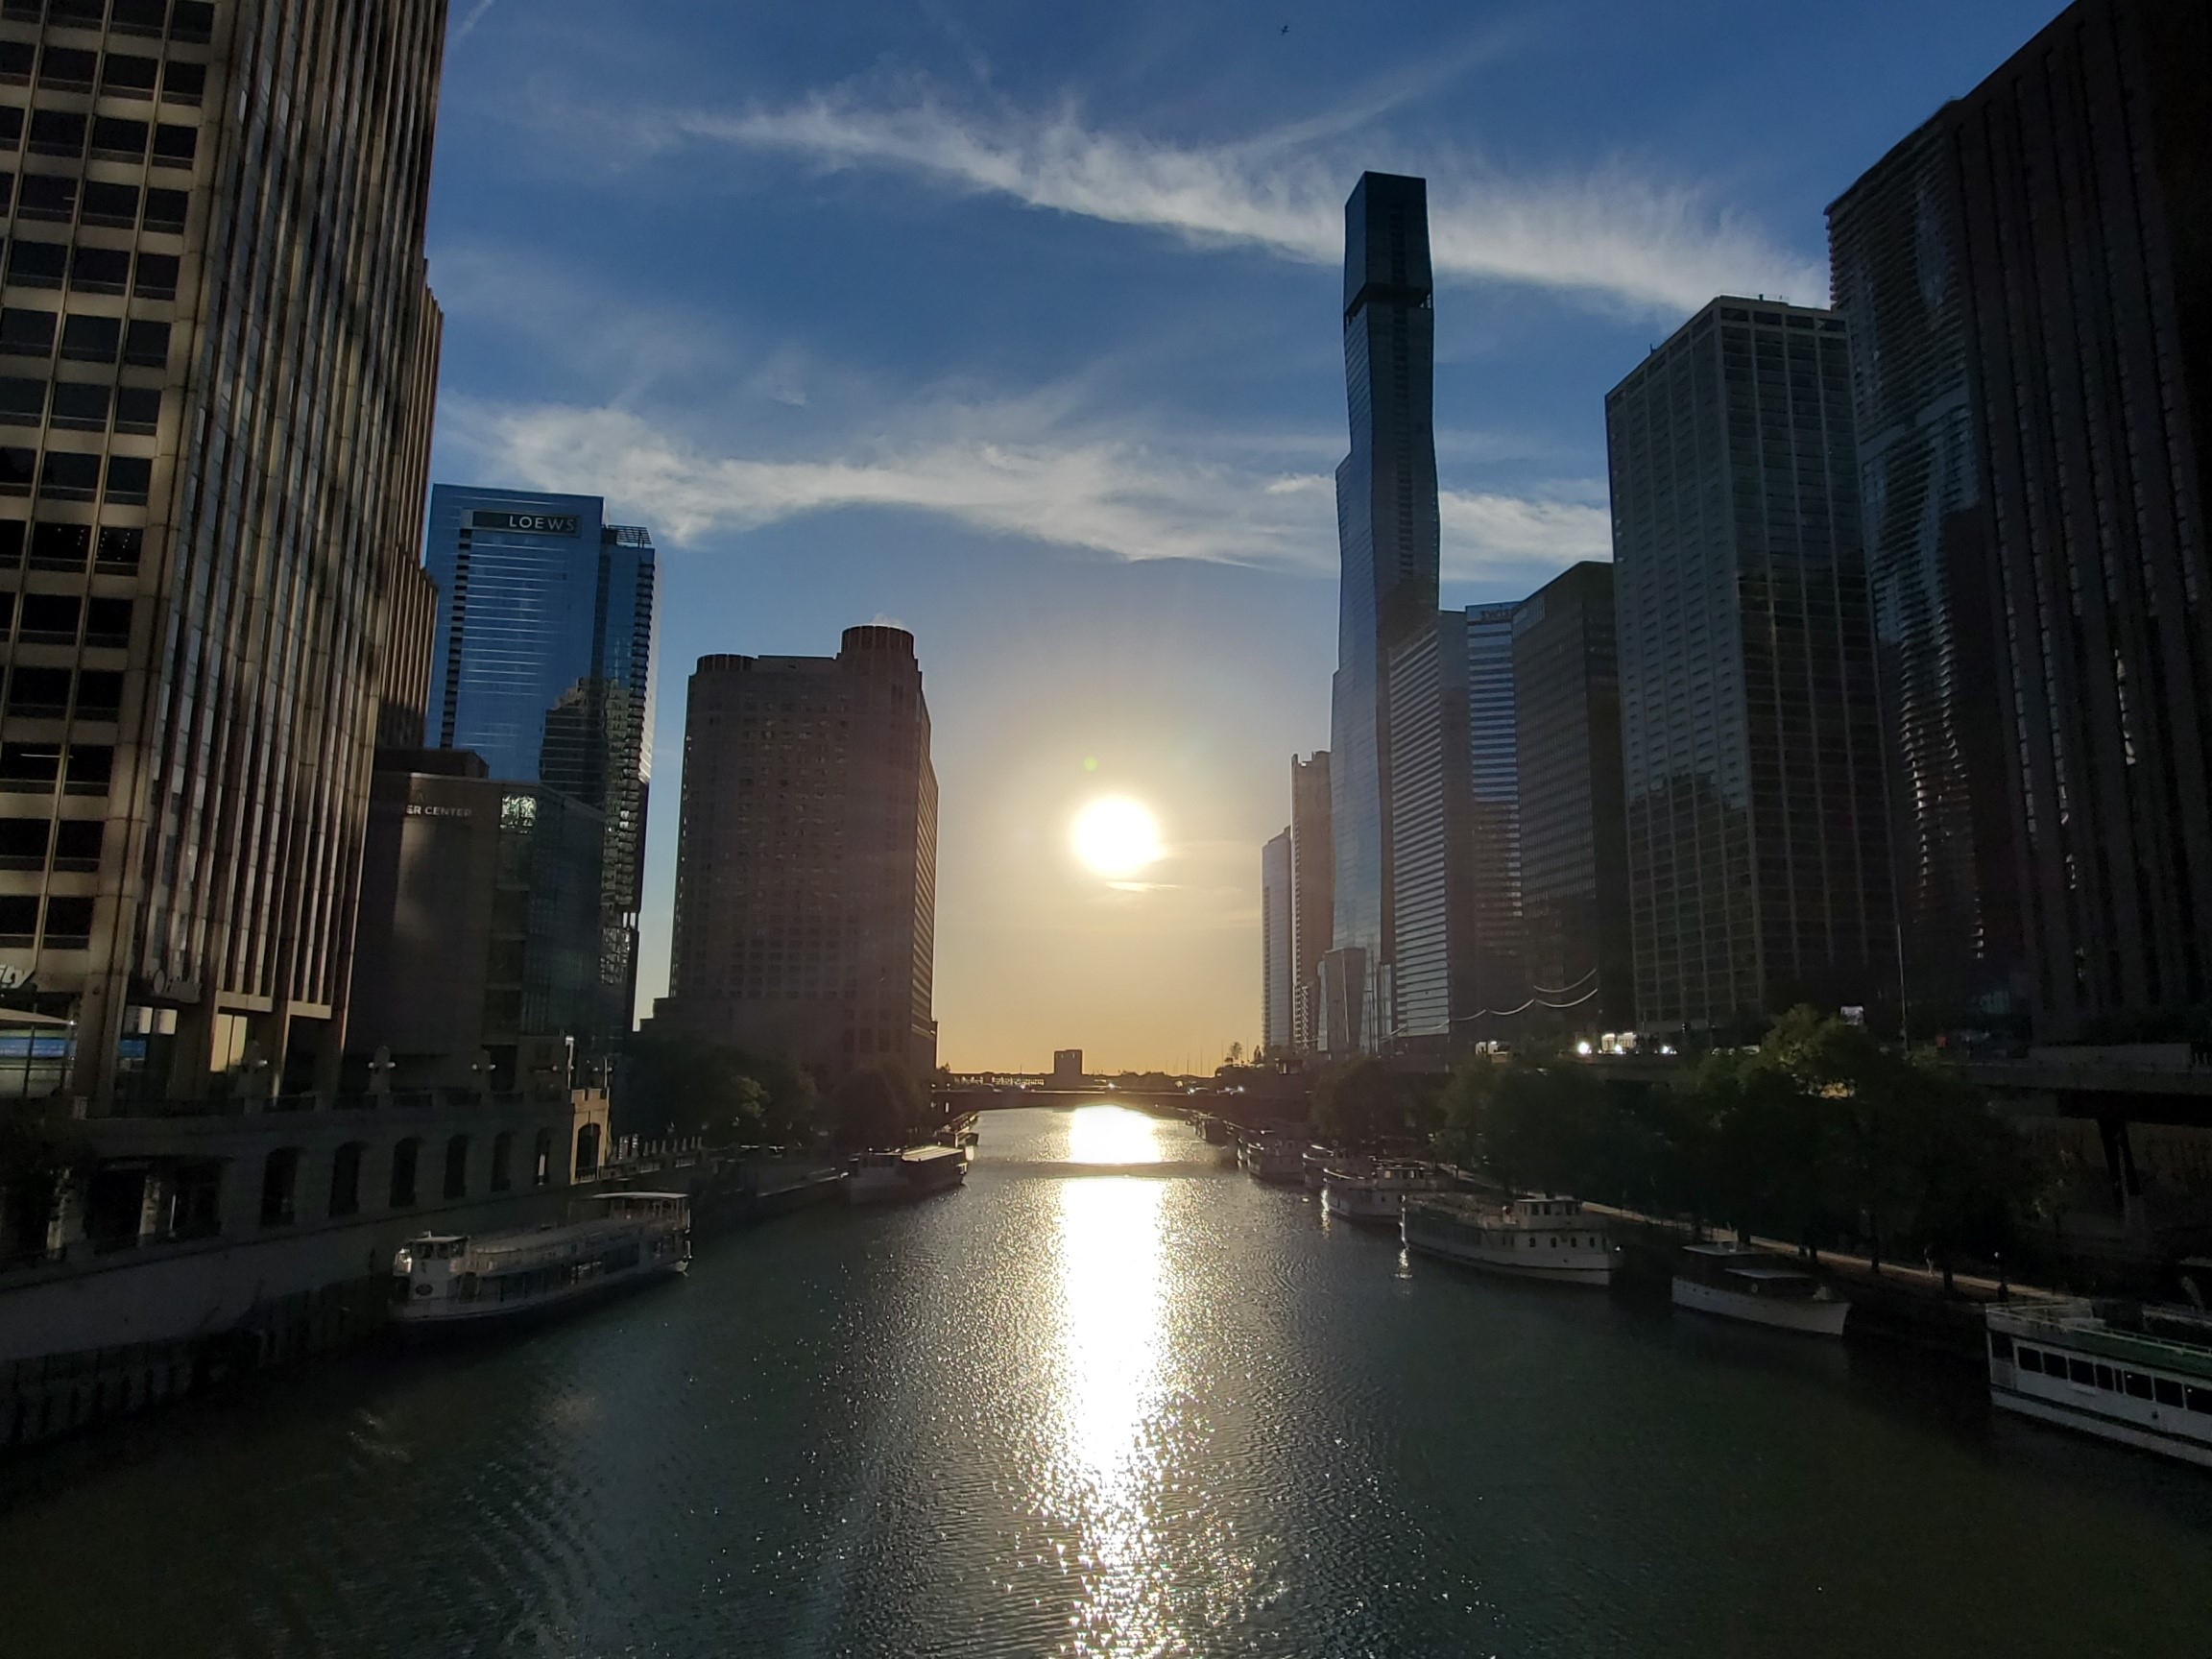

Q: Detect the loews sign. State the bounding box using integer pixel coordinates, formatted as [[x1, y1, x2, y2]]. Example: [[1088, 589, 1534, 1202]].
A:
[[467, 509, 579, 537]]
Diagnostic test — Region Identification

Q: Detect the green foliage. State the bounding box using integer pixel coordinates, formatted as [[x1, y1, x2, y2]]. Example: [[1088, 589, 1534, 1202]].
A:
[[1310, 1055, 1420, 1149], [830, 1061, 933, 1152], [1428, 1006, 2049, 1281], [618, 1033, 820, 1146]]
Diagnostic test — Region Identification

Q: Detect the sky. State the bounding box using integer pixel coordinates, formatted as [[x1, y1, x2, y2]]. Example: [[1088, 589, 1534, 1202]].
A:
[[423, 0, 2062, 1073]]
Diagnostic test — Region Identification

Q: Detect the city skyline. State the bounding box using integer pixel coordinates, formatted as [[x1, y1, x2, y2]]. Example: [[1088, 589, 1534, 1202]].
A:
[[424, 0, 2068, 1070]]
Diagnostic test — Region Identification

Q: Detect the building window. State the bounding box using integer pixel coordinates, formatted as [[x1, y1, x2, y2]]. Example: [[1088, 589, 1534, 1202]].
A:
[[90, 115, 147, 161], [70, 245, 130, 295], [140, 185, 185, 233], [490, 1130, 513, 1191], [0, 378, 43, 424], [26, 110, 84, 158], [171, 2, 215, 44], [328, 1142, 363, 1217], [41, 450, 99, 500], [30, 520, 88, 567], [60, 313, 116, 362], [95, 525, 140, 569], [0, 48, 24, 89], [50, 380, 108, 431], [2, 309, 57, 356], [82, 180, 137, 228], [532, 1128, 551, 1187], [74, 668, 121, 718], [160, 59, 204, 103], [259, 1147, 300, 1227], [0, 817, 42, 867], [110, 0, 168, 36], [7, 666, 71, 717], [0, 742, 60, 791], [0, 894, 35, 943], [8, 239, 66, 288], [102, 54, 158, 97], [149, 123, 194, 169], [62, 743, 109, 795], [389, 1138, 421, 1208], [112, 385, 158, 435], [16, 173, 75, 222], [17, 591, 76, 641], [121, 319, 167, 367], [51, 819, 100, 869], [37, 47, 95, 93], [132, 252, 178, 300], [104, 454, 151, 505]]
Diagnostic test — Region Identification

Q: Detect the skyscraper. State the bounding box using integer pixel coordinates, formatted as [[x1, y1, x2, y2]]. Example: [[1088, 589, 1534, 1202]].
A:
[[1327, 171, 1440, 1052], [1385, 610, 1470, 1048], [422, 488, 658, 1044], [1606, 297, 1896, 1037], [1288, 751, 1332, 1053], [660, 627, 937, 1080], [1830, 0, 2212, 1040], [1463, 601, 1524, 1032], [1513, 562, 1633, 1033], [0, 1, 445, 1110], [1261, 829, 1292, 1054]]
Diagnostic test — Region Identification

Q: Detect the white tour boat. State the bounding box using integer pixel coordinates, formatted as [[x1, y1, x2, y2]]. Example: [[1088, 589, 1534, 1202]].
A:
[[847, 1143, 971, 1205], [1320, 1161, 1449, 1224], [1671, 1240, 1850, 1335], [1986, 1298, 2212, 1468], [391, 1190, 690, 1329], [1403, 1193, 1616, 1286], [1303, 1147, 1334, 1191], [1240, 1133, 1308, 1185]]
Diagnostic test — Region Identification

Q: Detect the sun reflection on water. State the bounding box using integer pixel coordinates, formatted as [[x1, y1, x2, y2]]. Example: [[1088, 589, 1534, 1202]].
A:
[[1049, 1107, 1174, 1652]]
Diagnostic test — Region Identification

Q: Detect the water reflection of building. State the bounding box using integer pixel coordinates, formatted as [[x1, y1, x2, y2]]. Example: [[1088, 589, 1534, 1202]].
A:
[[659, 627, 938, 1080], [1607, 297, 1896, 1038], [421, 489, 658, 1049]]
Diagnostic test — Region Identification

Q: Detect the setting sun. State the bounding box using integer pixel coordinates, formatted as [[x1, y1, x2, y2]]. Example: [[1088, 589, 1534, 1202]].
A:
[[1071, 797, 1163, 880]]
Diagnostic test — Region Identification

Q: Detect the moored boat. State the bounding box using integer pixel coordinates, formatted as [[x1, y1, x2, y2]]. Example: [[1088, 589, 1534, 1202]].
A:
[[1671, 1240, 1848, 1335], [1986, 1298, 2212, 1468], [1403, 1193, 1616, 1286], [391, 1191, 690, 1329], [1241, 1132, 1307, 1185], [847, 1143, 971, 1205], [1320, 1161, 1448, 1224], [1303, 1147, 1334, 1191]]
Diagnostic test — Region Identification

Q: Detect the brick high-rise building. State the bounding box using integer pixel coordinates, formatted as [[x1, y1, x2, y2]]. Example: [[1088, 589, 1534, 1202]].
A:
[[660, 627, 937, 1080], [0, 0, 445, 1109]]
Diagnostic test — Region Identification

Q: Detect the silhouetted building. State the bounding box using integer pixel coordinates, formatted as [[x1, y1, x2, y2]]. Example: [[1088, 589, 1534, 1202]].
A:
[[347, 751, 602, 1098], [1607, 297, 1896, 1037], [0, 1, 445, 1110], [1464, 601, 1524, 1032], [1829, 0, 2212, 1040], [1386, 611, 1470, 1049], [1052, 1048, 1082, 1085], [1328, 171, 1440, 1052], [1262, 829, 1292, 1053], [422, 488, 657, 1046], [1288, 751, 1333, 1052], [1513, 562, 1633, 1032], [659, 628, 937, 1079]]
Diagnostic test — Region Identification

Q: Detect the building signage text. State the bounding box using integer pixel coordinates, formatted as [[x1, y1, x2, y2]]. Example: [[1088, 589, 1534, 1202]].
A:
[[467, 510, 580, 537]]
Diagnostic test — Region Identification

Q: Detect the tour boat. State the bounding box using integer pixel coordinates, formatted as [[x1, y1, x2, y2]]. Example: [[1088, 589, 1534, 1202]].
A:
[[1671, 1240, 1849, 1335], [1986, 1298, 2212, 1468], [390, 1191, 690, 1329], [1403, 1193, 1617, 1286], [1303, 1147, 1334, 1191], [847, 1144, 971, 1204], [1320, 1161, 1449, 1224], [1240, 1133, 1308, 1185]]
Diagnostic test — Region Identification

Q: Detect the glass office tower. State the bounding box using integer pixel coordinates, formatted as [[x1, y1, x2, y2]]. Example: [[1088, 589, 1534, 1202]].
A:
[[1464, 601, 1524, 1032], [1328, 171, 1440, 1051], [422, 487, 658, 1043], [1606, 298, 1895, 1038], [1830, 0, 2212, 1041]]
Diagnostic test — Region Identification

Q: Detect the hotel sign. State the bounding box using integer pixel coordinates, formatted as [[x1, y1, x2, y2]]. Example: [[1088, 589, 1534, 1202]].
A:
[[467, 510, 579, 536]]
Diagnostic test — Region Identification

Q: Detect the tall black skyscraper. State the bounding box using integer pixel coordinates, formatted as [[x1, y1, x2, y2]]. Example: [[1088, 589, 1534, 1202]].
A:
[[1327, 171, 1439, 1052], [1513, 562, 1633, 1033], [1607, 297, 1896, 1037], [1831, 0, 2212, 1040]]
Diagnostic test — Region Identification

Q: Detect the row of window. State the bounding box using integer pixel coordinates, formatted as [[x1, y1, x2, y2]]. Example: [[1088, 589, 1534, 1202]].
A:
[[0, 737, 108, 789], [0, 373, 156, 432], [0, 889, 89, 943], [260, 1130, 560, 1228], [0, 589, 127, 640], [2, 305, 165, 363], [0, 42, 203, 100], [0, 107, 194, 164], [6, 236, 180, 297], [0, 518, 139, 567], [0, 445, 145, 499], [0, 0, 211, 41], [2002, 1336, 2212, 1415], [2, 662, 119, 717], [0, 811, 96, 866], [4, 171, 187, 232]]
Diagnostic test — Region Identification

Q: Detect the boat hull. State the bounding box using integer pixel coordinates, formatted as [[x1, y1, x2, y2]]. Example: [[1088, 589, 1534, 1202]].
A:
[[395, 1257, 682, 1331], [1671, 1275, 1849, 1335], [848, 1153, 970, 1205], [1989, 1385, 2212, 1470], [1407, 1237, 1613, 1286]]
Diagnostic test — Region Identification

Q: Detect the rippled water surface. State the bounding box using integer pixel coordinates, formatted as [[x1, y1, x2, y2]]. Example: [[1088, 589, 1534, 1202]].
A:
[[3, 1106, 2210, 1657]]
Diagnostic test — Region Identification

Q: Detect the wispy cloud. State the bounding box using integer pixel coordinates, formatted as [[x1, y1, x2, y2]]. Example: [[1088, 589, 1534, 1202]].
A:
[[453, 0, 497, 40], [442, 399, 1606, 582], [673, 92, 1821, 315]]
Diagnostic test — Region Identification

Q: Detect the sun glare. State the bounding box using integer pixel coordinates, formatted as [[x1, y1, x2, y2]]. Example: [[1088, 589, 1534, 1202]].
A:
[[1071, 797, 1162, 879]]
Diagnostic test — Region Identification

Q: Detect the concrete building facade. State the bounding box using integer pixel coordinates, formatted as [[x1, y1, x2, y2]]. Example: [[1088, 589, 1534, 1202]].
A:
[[1287, 750, 1332, 1053], [660, 627, 938, 1081], [1261, 827, 1292, 1054]]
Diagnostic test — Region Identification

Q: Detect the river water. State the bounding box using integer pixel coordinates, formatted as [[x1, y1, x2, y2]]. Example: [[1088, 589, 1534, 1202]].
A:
[[2, 1105, 2207, 1657]]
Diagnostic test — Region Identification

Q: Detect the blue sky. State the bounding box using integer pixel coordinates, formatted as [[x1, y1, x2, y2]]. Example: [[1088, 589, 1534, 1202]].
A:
[[424, 0, 2060, 1071]]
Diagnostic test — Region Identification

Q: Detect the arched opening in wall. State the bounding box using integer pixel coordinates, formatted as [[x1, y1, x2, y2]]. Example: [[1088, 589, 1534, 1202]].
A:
[[390, 1137, 421, 1208], [258, 1146, 301, 1227], [328, 1142, 364, 1217], [532, 1129, 551, 1187], [443, 1134, 469, 1200], [490, 1130, 514, 1191], [574, 1121, 601, 1179]]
